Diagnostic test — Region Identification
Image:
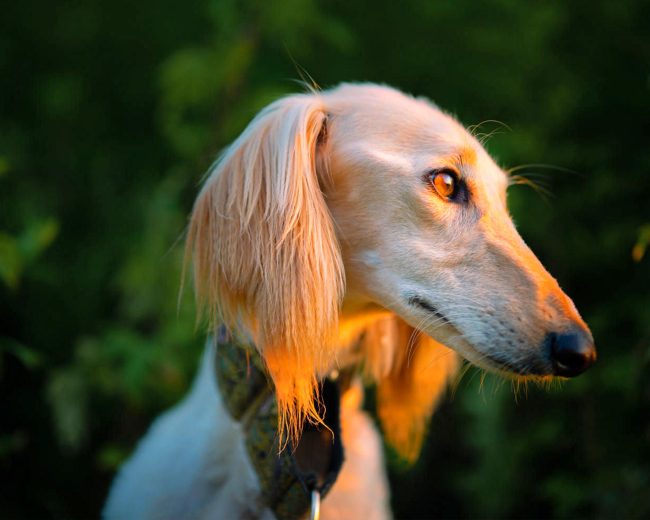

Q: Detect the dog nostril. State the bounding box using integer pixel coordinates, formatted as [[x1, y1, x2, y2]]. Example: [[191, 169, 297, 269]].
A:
[[548, 330, 596, 377]]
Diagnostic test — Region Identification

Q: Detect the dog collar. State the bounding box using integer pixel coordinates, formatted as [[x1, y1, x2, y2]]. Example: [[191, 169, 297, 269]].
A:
[[214, 331, 345, 520]]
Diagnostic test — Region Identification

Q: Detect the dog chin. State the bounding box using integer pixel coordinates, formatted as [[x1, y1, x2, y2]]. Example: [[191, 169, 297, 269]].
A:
[[434, 331, 553, 379]]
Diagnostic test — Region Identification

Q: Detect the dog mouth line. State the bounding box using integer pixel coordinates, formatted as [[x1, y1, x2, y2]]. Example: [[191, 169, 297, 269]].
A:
[[481, 353, 545, 376], [406, 294, 547, 376], [406, 295, 450, 325]]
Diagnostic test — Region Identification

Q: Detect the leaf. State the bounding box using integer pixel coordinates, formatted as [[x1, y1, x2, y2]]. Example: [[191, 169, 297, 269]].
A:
[[0, 233, 21, 288], [46, 369, 88, 451], [632, 224, 650, 262], [96, 444, 129, 471], [0, 337, 43, 375], [0, 156, 8, 177], [0, 219, 59, 289], [18, 218, 60, 261]]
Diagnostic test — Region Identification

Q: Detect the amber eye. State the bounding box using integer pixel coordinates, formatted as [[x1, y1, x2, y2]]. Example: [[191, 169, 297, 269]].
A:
[[430, 170, 458, 200]]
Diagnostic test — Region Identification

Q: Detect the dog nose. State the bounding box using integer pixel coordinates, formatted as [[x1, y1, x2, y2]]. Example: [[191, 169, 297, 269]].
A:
[[548, 330, 596, 377]]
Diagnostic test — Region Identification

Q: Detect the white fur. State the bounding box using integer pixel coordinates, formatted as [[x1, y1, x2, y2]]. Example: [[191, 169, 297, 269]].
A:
[[104, 342, 390, 519]]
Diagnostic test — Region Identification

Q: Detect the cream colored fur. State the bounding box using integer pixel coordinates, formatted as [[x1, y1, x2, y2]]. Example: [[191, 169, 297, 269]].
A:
[[105, 83, 592, 519]]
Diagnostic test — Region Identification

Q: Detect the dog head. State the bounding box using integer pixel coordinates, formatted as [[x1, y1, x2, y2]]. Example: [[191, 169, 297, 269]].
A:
[[322, 84, 595, 377], [187, 83, 595, 453]]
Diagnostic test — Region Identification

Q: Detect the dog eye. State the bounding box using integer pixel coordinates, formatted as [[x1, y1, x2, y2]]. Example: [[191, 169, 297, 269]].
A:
[[429, 170, 459, 200]]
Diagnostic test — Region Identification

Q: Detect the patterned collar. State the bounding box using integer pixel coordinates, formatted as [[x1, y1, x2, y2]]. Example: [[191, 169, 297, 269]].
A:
[[214, 332, 345, 519]]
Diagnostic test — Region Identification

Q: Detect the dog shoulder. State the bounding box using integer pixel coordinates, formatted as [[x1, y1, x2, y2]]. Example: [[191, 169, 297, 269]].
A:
[[103, 342, 266, 519]]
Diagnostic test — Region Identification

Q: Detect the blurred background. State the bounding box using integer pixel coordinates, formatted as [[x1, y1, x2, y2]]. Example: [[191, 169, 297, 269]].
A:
[[1, 0, 649, 518]]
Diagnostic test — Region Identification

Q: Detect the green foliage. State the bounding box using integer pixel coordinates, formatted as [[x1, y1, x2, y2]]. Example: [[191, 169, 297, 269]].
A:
[[1, 0, 649, 518], [0, 217, 58, 289], [0, 337, 42, 375], [632, 224, 650, 262]]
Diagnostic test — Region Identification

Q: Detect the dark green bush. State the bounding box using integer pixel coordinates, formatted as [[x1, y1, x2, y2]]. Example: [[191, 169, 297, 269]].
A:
[[1, 1, 648, 517]]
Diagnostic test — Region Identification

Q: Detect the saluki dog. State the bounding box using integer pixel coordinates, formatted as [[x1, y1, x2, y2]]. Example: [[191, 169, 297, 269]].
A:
[[104, 83, 596, 519]]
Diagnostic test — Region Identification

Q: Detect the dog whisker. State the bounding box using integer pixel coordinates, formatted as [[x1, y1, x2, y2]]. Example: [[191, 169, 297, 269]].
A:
[[467, 119, 512, 137], [505, 162, 582, 177], [509, 175, 554, 202]]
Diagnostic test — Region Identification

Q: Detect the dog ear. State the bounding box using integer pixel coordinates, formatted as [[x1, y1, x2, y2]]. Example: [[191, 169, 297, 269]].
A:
[[187, 94, 344, 445], [362, 315, 459, 462]]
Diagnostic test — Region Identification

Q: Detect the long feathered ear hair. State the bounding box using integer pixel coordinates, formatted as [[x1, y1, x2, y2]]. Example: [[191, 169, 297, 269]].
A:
[[186, 93, 344, 445], [362, 315, 459, 462]]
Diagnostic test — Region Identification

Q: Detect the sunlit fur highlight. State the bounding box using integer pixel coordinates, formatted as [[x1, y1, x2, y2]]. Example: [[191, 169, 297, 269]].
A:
[[361, 316, 459, 461], [187, 94, 344, 445]]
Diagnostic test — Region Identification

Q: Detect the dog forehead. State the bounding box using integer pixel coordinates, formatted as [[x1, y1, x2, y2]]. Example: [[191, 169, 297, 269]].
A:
[[324, 84, 505, 185], [325, 83, 467, 147]]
